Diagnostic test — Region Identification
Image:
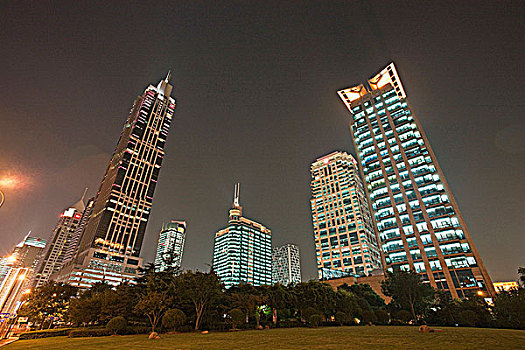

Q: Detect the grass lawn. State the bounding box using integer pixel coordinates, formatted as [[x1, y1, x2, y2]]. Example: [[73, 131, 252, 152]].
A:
[[6, 326, 525, 350]]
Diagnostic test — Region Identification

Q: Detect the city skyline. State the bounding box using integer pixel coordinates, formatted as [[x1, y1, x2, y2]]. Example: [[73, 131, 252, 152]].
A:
[[1, 2, 523, 283]]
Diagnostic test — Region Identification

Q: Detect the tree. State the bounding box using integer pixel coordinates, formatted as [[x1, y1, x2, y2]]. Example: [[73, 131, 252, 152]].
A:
[[18, 281, 77, 329], [135, 291, 172, 333], [264, 284, 289, 326], [228, 308, 244, 330], [292, 281, 337, 321], [493, 287, 525, 329], [339, 283, 385, 310], [174, 270, 222, 331], [162, 308, 186, 331], [381, 270, 434, 322], [518, 267, 525, 287]]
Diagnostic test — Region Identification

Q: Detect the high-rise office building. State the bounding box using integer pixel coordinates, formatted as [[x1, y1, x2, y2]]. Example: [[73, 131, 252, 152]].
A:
[[310, 151, 382, 279], [213, 184, 272, 288], [62, 196, 95, 264], [337, 62, 494, 298], [56, 73, 176, 288], [33, 193, 85, 288], [272, 243, 301, 286], [154, 220, 186, 272], [0, 234, 46, 285]]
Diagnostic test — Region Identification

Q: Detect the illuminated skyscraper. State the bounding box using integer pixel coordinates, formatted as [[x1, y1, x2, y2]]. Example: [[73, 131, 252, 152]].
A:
[[272, 243, 301, 286], [154, 220, 186, 272], [337, 62, 494, 298], [33, 193, 85, 288], [0, 234, 46, 285], [57, 73, 176, 288], [213, 184, 272, 288], [310, 151, 382, 279]]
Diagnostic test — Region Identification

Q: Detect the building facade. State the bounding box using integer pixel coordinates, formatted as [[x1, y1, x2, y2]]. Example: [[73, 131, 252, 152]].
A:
[[213, 184, 272, 288], [32, 194, 85, 288], [337, 62, 494, 298], [154, 220, 186, 272], [272, 243, 301, 286], [310, 151, 382, 279], [56, 73, 176, 288]]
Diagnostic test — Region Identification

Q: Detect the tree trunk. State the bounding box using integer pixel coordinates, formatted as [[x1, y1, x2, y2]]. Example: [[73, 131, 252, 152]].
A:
[[272, 308, 277, 325]]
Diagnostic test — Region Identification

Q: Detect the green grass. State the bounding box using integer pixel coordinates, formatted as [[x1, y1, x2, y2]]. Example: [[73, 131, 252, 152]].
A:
[[7, 326, 525, 350]]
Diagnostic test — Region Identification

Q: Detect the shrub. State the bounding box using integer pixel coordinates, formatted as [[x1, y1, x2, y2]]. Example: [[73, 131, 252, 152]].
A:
[[19, 328, 73, 340], [277, 319, 304, 328], [309, 314, 321, 327], [375, 309, 390, 325], [228, 308, 245, 329], [395, 310, 412, 324], [335, 311, 347, 326], [301, 307, 318, 323], [68, 328, 110, 338], [106, 316, 128, 335], [458, 310, 477, 327], [162, 308, 186, 331], [361, 310, 377, 324]]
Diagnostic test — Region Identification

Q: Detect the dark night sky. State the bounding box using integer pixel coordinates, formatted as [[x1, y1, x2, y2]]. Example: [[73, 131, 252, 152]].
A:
[[1, 1, 523, 282]]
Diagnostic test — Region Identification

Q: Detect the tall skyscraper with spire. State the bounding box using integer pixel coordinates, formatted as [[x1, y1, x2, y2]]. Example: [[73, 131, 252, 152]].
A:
[[56, 73, 176, 288], [32, 191, 86, 288], [213, 184, 272, 288], [337, 62, 494, 298]]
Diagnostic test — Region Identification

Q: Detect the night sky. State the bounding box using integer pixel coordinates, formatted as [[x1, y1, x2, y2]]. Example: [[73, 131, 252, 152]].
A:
[[1, 1, 524, 282]]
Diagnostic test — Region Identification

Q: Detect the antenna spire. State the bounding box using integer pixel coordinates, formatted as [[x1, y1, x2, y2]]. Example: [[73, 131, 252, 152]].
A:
[[166, 70, 172, 82], [233, 183, 240, 207]]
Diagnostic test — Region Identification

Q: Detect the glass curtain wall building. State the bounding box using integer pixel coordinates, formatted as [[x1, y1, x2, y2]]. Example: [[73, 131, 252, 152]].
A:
[[56, 73, 176, 288], [337, 63, 494, 298], [213, 184, 272, 288], [310, 151, 382, 279], [154, 220, 186, 272]]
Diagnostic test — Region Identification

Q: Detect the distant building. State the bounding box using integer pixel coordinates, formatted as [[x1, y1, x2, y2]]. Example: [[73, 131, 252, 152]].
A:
[[493, 281, 519, 292], [56, 73, 176, 288], [0, 234, 46, 316], [0, 234, 46, 285], [154, 220, 186, 272], [33, 192, 85, 288], [272, 244, 301, 286], [310, 151, 382, 279], [0, 267, 31, 314], [337, 62, 495, 298], [62, 196, 95, 264], [213, 183, 272, 288]]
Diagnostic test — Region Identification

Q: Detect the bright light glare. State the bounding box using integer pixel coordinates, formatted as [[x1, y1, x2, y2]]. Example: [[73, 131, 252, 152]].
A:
[[7, 255, 17, 263]]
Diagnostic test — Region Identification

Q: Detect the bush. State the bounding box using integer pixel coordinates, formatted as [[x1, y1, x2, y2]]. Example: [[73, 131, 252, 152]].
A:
[[458, 310, 477, 327], [301, 307, 318, 323], [228, 308, 245, 329], [335, 311, 347, 326], [309, 314, 321, 327], [395, 310, 412, 324], [19, 328, 73, 340], [162, 308, 186, 331], [106, 316, 128, 335], [361, 310, 377, 324], [277, 319, 304, 328], [375, 309, 390, 325], [68, 328, 110, 338]]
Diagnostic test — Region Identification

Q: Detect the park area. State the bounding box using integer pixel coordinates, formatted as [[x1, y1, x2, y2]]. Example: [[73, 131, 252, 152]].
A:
[[6, 326, 525, 350]]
